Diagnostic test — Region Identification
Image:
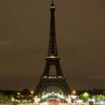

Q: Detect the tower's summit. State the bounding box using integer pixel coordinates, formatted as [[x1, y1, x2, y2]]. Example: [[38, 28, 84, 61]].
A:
[[51, 0, 55, 6], [48, 0, 57, 57], [35, 1, 70, 95]]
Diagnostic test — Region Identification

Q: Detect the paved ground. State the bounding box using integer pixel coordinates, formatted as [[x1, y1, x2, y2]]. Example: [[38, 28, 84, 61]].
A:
[[0, 103, 104, 105]]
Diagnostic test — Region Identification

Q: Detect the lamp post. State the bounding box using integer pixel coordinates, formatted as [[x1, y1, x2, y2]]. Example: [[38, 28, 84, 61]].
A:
[[72, 90, 76, 95]]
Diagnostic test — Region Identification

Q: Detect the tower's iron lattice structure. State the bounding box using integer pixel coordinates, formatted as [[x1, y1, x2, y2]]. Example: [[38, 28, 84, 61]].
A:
[[35, 0, 70, 95]]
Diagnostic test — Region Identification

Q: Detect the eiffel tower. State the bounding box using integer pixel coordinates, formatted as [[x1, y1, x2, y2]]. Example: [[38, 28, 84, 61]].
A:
[[35, 0, 70, 95]]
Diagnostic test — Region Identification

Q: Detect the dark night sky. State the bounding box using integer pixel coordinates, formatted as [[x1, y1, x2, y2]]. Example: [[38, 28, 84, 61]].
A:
[[0, 0, 105, 90]]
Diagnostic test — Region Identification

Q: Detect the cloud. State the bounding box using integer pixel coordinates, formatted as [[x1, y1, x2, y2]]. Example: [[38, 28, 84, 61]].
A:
[[87, 75, 105, 80], [0, 41, 12, 46]]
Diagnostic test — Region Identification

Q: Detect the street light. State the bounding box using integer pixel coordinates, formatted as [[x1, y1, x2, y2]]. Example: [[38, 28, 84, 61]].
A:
[[72, 90, 76, 95], [17, 92, 20, 96], [30, 90, 34, 95]]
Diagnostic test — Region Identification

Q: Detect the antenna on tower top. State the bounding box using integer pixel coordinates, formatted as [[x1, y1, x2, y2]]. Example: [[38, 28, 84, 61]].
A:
[[51, 0, 54, 6]]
